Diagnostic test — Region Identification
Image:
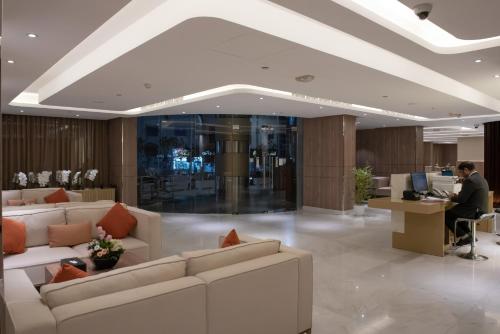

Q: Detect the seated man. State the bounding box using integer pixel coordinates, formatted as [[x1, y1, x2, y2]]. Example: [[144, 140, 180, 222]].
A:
[[445, 161, 489, 246]]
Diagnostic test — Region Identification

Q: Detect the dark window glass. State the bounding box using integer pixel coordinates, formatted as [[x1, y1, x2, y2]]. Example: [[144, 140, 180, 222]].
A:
[[137, 115, 299, 213]]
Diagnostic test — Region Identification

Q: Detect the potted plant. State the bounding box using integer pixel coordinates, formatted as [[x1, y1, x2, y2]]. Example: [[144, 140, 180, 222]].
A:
[[353, 166, 373, 216], [87, 226, 125, 270]]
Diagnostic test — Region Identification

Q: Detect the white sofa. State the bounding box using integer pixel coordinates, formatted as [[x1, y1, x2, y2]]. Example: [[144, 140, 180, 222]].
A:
[[2, 188, 83, 210], [4, 235, 313, 334], [2, 203, 162, 285]]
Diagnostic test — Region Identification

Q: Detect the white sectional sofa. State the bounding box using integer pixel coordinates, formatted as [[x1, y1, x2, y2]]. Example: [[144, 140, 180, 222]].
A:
[[4, 235, 313, 334], [2, 188, 83, 210], [2, 203, 162, 285]]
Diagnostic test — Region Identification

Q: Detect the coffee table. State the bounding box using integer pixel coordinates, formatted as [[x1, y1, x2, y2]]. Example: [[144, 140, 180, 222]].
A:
[[44, 252, 143, 283]]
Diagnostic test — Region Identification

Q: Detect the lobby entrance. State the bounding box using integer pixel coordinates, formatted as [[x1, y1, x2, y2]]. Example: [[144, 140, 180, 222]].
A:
[[137, 114, 299, 214]]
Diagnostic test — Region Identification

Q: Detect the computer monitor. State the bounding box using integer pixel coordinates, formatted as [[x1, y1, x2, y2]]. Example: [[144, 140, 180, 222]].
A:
[[411, 172, 428, 193], [441, 169, 453, 176]]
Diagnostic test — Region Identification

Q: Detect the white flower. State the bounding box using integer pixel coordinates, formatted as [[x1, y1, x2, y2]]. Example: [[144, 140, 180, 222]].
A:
[[37, 171, 52, 187], [93, 245, 101, 251], [84, 169, 99, 181], [72, 171, 82, 185], [18, 172, 27, 187]]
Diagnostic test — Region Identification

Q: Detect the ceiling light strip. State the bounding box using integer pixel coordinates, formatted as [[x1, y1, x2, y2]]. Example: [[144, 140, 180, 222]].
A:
[[12, 0, 500, 115], [332, 0, 500, 54]]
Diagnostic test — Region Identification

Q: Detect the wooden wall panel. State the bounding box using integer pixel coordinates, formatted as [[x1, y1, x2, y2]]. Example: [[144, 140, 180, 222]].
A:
[[109, 118, 138, 206], [303, 115, 356, 211], [432, 144, 457, 166], [356, 126, 424, 176]]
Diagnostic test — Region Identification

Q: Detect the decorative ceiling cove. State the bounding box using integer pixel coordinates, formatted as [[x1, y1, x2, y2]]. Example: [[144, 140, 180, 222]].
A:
[[2, 0, 500, 134]]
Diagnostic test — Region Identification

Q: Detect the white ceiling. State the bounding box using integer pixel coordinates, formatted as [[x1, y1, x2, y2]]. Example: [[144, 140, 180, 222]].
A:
[[399, 0, 500, 40], [2, 0, 500, 144]]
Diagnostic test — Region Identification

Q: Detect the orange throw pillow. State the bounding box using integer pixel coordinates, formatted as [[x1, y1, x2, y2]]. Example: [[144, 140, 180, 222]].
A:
[[51, 263, 89, 283], [2, 218, 26, 255], [221, 229, 240, 248], [44, 188, 70, 204], [96, 203, 137, 239], [48, 222, 92, 247]]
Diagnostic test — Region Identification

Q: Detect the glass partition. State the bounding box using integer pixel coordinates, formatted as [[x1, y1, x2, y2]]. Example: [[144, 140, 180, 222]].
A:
[[137, 114, 299, 213]]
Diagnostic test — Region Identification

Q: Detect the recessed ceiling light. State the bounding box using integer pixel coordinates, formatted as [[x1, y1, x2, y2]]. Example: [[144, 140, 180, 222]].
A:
[[295, 74, 315, 83], [272, 112, 277, 115], [474, 59, 482, 63], [259, 97, 264, 100], [75, 114, 80, 117], [182, 111, 186, 114], [319, 106, 323, 109], [363, 113, 367, 116], [116, 93, 122, 97], [26, 33, 38, 38], [396, 118, 400, 121], [20, 110, 24, 113], [261, 66, 270, 70], [495, 74, 500, 78], [7, 60, 14, 64], [382, 95, 388, 98], [216, 105, 221, 108]]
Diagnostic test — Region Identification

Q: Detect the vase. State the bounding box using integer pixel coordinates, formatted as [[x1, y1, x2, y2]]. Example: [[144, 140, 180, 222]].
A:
[[91, 256, 120, 270]]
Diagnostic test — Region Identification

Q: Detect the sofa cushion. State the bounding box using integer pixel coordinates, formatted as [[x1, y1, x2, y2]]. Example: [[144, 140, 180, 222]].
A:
[[51, 263, 89, 283], [44, 188, 70, 204], [221, 229, 240, 248], [2, 218, 26, 254], [2, 204, 56, 212], [3, 208, 66, 247], [65, 204, 126, 238], [182, 239, 281, 276], [2, 190, 21, 206], [21, 188, 69, 204], [3, 245, 81, 270], [40, 255, 186, 309], [7, 199, 36, 206], [48, 222, 91, 247], [72, 236, 149, 260], [96, 203, 137, 239], [55, 200, 115, 208]]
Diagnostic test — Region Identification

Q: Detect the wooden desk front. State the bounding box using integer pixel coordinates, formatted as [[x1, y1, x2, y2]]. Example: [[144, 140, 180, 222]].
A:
[[368, 197, 450, 257]]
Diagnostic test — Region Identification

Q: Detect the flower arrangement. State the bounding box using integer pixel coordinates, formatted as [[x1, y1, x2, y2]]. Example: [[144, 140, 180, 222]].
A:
[[37, 171, 52, 187], [84, 169, 99, 182], [72, 171, 82, 189], [87, 226, 124, 270], [55, 170, 72, 186], [12, 172, 28, 187], [27, 172, 37, 187]]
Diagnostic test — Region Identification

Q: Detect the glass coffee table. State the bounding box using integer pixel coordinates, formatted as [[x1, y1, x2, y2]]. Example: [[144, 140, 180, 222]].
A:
[[44, 252, 143, 284]]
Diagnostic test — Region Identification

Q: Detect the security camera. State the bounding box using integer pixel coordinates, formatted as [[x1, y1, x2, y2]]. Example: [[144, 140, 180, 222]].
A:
[[413, 3, 433, 20], [474, 124, 480, 129]]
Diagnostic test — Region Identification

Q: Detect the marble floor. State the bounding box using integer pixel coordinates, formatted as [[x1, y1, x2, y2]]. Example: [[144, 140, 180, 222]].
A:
[[160, 208, 500, 334]]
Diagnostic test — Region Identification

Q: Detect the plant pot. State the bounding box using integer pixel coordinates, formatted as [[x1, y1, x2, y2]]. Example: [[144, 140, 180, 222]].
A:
[[353, 204, 366, 216], [91, 256, 120, 270]]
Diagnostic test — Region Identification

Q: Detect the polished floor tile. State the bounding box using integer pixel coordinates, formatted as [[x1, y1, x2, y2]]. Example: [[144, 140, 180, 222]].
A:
[[160, 208, 500, 334]]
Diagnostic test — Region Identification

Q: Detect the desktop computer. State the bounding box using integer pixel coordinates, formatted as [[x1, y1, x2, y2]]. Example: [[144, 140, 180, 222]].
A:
[[411, 172, 429, 194]]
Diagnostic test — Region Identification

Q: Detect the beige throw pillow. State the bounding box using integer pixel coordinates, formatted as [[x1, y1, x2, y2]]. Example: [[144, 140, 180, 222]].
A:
[[48, 222, 91, 247]]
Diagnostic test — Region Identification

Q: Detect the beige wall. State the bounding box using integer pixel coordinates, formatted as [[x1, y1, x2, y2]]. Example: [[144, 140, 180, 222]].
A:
[[457, 137, 484, 161]]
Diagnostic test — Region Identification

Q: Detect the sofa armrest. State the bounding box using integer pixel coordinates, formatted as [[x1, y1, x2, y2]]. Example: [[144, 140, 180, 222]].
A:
[[279, 245, 313, 333], [3, 270, 56, 334], [6, 301, 56, 334], [65, 191, 82, 202], [216, 234, 313, 333], [127, 207, 162, 260]]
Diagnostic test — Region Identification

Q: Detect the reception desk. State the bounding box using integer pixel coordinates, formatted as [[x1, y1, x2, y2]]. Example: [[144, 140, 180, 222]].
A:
[[368, 197, 451, 257]]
